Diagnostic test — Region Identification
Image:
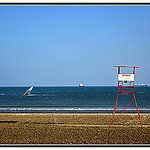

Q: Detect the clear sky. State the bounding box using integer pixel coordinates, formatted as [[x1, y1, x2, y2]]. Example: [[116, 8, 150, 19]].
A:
[[0, 6, 150, 86]]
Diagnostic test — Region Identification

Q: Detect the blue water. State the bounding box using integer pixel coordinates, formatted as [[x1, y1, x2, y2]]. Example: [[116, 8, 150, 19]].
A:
[[0, 86, 150, 113]]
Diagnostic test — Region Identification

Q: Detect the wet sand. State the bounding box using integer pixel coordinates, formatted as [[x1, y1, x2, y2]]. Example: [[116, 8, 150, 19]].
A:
[[0, 113, 150, 145]]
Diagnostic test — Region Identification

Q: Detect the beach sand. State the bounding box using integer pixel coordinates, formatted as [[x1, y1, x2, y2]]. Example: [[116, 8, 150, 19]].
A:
[[0, 113, 150, 145]]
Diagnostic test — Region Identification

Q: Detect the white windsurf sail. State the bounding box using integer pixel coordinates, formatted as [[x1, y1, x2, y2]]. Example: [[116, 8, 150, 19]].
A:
[[24, 86, 33, 95]]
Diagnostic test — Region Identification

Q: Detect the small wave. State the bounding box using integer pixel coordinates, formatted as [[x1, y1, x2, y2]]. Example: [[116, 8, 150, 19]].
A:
[[25, 94, 35, 96], [0, 107, 150, 111], [23, 94, 56, 96], [0, 93, 5, 95]]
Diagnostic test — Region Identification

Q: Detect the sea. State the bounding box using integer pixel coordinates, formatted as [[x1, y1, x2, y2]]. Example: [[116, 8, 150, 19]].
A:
[[0, 86, 150, 113]]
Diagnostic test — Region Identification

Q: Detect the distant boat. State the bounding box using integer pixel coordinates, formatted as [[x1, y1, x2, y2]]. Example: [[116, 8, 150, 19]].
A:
[[24, 86, 33, 95], [79, 83, 85, 87], [135, 84, 148, 87]]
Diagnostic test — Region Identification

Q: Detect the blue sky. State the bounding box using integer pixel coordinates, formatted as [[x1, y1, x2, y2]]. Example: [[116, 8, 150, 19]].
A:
[[0, 6, 150, 86]]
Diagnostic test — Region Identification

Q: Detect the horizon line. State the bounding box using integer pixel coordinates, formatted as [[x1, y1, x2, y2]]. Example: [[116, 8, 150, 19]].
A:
[[0, 85, 117, 87]]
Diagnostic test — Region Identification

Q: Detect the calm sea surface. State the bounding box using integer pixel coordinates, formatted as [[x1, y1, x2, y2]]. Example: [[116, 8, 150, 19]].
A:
[[0, 86, 150, 113]]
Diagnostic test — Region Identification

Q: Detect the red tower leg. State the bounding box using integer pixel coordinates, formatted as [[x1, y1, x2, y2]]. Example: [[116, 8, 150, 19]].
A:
[[133, 93, 142, 127], [110, 93, 119, 126]]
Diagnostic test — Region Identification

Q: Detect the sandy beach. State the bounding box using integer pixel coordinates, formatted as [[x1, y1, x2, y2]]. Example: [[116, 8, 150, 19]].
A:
[[0, 113, 150, 145]]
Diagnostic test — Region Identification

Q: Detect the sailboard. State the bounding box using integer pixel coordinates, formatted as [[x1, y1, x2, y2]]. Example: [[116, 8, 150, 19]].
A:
[[24, 86, 33, 96]]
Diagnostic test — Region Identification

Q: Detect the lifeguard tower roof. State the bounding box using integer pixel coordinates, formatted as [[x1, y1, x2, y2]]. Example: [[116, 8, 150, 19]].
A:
[[113, 66, 139, 68]]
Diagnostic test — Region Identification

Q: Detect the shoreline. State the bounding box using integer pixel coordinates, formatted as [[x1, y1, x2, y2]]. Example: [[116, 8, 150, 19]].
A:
[[0, 112, 149, 115], [0, 113, 150, 144]]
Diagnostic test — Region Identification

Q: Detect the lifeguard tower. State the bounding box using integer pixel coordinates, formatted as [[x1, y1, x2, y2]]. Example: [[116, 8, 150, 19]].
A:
[[110, 66, 142, 127]]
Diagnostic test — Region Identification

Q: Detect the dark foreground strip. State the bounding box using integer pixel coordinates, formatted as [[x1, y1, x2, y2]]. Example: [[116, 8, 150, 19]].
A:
[[0, 121, 18, 123]]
